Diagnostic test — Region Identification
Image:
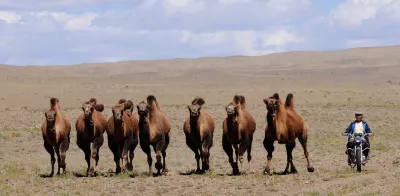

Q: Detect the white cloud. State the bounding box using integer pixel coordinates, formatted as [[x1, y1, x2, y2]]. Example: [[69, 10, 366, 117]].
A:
[[1, 0, 400, 65], [0, 11, 22, 24], [331, 0, 400, 26]]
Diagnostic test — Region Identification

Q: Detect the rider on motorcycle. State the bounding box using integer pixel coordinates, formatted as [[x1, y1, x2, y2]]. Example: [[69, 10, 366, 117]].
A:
[[342, 112, 373, 165]]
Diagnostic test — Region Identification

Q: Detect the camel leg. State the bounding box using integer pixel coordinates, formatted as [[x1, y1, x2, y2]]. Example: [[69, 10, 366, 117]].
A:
[[89, 135, 103, 177], [154, 136, 166, 176], [186, 134, 201, 173], [263, 138, 275, 175], [162, 133, 170, 173], [247, 133, 253, 172], [140, 141, 152, 176], [108, 137, 121, 174], [201, 134, 213, 172], [121, 138, 132, 173], [299, 134, 314, 172], [43, 142, 55, 177], [222, 133, 238, 175], [59, 138, 69, 175], [77, 139, 91, 176], [238, 134, 249, 173], [128, 136, 138, 171], [54, 145, 61, 175], [284, 140, 297, 174]]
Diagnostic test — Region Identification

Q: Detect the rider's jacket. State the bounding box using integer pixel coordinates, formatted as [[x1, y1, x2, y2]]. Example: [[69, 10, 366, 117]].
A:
[[343, 121, 373, 142]]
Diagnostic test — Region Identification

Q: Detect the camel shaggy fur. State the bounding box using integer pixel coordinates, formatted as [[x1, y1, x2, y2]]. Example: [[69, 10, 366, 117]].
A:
[[106, 99, 139, 174], [262, 93, 314, 175], [183, 97, 215, 173], [75, 98, 108, 177], [137, 95, 171, 176], [222, 95, 256, 175], [41, 97, 71, 177]]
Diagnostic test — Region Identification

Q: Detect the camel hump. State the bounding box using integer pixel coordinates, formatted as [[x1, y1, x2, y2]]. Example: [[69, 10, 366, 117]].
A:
[[285, 93, 294, 109], [233, 95, 246, 109], [89, 98, 97, 104], [233, 95, 245, 104], [273, 93, 280, 100], [124, 100, 134, 109], [146, 95, 157, 104], [192, 97, 205, 106], [50, 97, 60, 111], [118, 99, 126, 104], [95, 104, 104, 112], [146, 95, 160, 109]]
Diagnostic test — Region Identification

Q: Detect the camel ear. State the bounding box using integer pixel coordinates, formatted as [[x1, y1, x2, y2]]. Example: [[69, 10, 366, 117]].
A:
[[263, 99, 267, 104], [225, 106, 228, 111], [187, 105, 191, 111]]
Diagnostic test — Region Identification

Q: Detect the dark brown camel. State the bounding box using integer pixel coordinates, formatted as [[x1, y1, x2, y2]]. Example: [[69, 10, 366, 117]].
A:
[[106, 99, 139, 174], [262, 93, 314, 175], [75, 98, 108, 177], [222, 95, 256, 175], [41, 97, 71, 177], [183, 97, 215, 173], [137, 95, 171, 176]]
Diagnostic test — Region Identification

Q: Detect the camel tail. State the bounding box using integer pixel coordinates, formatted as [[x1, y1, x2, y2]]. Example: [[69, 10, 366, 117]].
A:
[[192, 97, 205, 106], [284, 93, 294, 110]]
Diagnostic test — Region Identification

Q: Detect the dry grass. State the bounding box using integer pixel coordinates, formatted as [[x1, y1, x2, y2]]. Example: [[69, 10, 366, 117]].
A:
[[1, 46, 400, 195]]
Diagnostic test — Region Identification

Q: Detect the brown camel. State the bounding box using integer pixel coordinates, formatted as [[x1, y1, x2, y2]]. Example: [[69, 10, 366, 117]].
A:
[[75, 98, 108, 177], [262, 93, 314, 175], [41, 97, 71, 177], [183, 97, 215, 173], [137, 95, 171, 176], [222, 95, 256, 175], [106, 99, 139, 174]]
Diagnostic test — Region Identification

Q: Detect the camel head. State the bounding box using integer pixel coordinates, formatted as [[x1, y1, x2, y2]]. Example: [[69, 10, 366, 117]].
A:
[[263, 94, 280, 117], [188, 104, 201, 117], [82, 102, 94, 119], [112, 104, 124, 122], [137, 101, 149, 117], [45, 110, 57, 122], [225, 102, 238, 117]]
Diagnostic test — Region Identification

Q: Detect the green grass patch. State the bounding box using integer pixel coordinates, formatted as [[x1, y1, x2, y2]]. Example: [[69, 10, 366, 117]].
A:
[[303, 191, 321, 196]]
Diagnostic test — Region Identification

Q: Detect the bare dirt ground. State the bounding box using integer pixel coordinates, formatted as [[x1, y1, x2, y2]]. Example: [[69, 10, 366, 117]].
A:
[[1, 46, 400, 196]]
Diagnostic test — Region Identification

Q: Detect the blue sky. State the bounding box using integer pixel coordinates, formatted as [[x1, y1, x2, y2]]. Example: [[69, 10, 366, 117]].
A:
[[1, 0, 400, 66]]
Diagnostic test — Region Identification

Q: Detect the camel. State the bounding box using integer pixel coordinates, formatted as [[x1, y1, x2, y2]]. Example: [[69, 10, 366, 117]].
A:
[[183, 97, 215, 173], [222, 95, 256, 175], [136, 95, 171, 176], [106, 99, 139, 174], [262, 93, 314, 175], [41, 97, 71, 177], [75, 98, 108, 177]]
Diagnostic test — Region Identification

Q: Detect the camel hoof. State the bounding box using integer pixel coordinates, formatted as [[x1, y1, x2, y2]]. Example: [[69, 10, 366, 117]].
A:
[[116, 167, 121, 174], [127, 163, 133, 171], [232, 164, 240, 175], [307, 167, 315, 173], [290, 169, 298, 174], [155, 162, 162, 170]]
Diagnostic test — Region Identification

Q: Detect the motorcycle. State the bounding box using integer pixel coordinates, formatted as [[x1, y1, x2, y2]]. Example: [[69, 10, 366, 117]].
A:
[[344, 133, 370, 172]]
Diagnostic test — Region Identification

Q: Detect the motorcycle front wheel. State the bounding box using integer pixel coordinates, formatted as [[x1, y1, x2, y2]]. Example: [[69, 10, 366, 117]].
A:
[[356, 147, 362, 172]]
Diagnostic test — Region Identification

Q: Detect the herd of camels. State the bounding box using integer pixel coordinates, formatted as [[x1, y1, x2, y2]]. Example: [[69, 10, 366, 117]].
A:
[[41, 93, 314, 177]]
